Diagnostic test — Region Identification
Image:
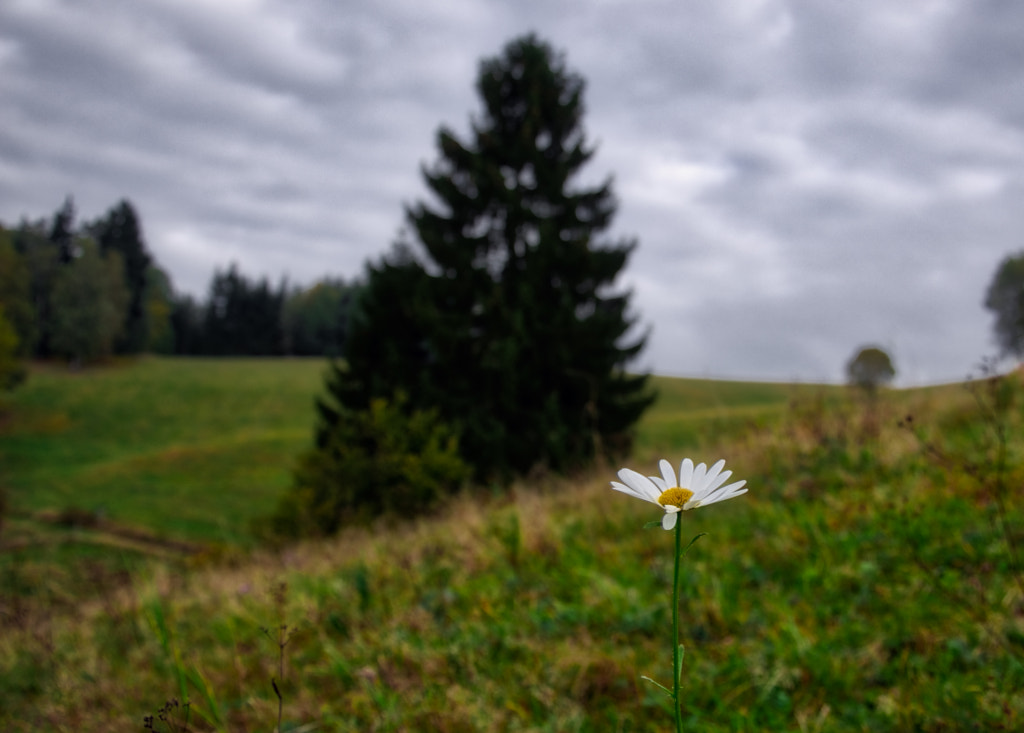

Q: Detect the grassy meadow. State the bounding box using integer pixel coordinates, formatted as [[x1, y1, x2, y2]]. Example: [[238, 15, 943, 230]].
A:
[[1, 357, 1023, 731], [0, 357, 328, 545]]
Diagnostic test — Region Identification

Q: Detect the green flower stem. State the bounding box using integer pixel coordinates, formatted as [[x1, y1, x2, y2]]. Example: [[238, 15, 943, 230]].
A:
[[671, 528, 705, 731], [672, 519, 683, 732]]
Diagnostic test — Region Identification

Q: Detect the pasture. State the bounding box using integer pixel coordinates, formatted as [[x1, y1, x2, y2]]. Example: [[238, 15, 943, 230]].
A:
[[1, 357, 1021, 731]]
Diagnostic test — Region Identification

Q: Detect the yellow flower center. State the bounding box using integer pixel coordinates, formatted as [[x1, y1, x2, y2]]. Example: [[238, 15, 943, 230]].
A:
[[658, 487, 694, 509]]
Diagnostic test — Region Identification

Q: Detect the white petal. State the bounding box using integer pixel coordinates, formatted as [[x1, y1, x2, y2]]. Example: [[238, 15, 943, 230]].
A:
[[615, 468, 662, 503], [649, 475, 668, 491], [678, 458, 694, 489], [703, 477, 745, 500], [700, 480, 748, 506], [611, 480, 651, 502], [691, 462, 708, 491], [662, 511, 678, 530], [659, 459, 676, 488], [694, 468, 731, 502], [703, 459, 726, 487]]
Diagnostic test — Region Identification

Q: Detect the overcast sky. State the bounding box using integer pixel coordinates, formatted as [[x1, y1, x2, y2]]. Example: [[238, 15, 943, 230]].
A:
[[2, 0, 1023, 384]]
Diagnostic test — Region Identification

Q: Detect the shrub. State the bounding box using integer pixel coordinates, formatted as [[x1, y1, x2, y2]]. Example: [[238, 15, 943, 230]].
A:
[[265, 392, 470, 538]]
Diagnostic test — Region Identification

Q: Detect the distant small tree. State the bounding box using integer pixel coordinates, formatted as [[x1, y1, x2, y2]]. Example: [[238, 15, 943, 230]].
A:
[[846, 346, 896, 392], [984, 251, 1024, 359]]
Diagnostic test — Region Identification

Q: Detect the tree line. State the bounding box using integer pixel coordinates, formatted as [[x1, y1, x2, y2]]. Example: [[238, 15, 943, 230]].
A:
[[0, 198, 362, 376], [170, 266, 360, 357]]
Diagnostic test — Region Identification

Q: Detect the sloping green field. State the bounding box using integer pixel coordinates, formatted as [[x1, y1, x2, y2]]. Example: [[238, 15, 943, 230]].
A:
[[1, 358, 1021, 731], [0, 359, 825, 546], [0, 357, 327, 544], [637, 375, 847, 458]]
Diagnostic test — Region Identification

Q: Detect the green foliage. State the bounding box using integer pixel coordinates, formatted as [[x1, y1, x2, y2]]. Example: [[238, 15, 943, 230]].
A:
[[89, 200, 153, 353], [0, 305, 26, 391], [168, 293, 204, 355], [201, 264, 285, 355], [50, 238, 129, 363], [143, 266, 175, 354], [4, 198, 172, 359], [281, 277, 360, 357], [12, 216, 60, 357], [0, 229, 37, 357], [846, 345, 896, 391], [269, 392, 470, 537], [49, 196, 76, 265], [335, 34, 653, 483], [985, 250, 1024, 358]]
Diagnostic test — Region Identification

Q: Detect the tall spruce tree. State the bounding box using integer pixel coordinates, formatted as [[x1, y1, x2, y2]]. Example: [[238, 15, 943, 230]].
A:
[[92, 200, 152, 353], [49, 196, 76, 265], [324, 34, 653, 481]]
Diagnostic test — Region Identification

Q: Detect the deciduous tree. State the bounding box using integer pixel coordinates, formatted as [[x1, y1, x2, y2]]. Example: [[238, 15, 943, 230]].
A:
[[50, 238, 129, 363], [846, 346, 896, 392]]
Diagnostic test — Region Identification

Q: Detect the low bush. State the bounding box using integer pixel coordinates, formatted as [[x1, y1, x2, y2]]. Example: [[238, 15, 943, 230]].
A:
[[263, 392, 470, 538]]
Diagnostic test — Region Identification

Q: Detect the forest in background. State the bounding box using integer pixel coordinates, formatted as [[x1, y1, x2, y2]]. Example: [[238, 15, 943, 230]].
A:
[[0, 196, 362, 370]]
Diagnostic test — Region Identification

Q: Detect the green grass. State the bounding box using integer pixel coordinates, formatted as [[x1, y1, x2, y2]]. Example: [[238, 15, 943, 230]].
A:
[[637, 376, 846, 458], [0, 359, 816, 547], [1, 359, 1023, 731], [0, 357, 327, 544]]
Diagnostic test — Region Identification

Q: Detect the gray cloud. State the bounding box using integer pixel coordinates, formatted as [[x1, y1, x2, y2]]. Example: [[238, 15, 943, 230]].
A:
[[1, 0, 1022, 384]]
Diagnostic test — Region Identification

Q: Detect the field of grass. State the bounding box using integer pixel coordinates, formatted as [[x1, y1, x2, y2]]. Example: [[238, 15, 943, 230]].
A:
[[1, 357, 327, 546], [0, 361, 829, 549], [1, 358, 1023, 731], [636, 375, 846, 458]]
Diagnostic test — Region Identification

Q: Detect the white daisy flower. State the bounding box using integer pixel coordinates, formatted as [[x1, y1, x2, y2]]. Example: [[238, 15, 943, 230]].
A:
[[611, 458, 748, 530]]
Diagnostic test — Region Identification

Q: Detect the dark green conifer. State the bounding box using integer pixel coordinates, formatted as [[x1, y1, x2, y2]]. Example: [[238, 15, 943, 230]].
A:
[[92, 200, 153, 353], [49, 196, 76, 265], [324, 34, 654, 481]]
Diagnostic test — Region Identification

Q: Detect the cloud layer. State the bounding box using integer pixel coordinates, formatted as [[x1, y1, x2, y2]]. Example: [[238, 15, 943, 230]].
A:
[[2, 0, 1022, 384]]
